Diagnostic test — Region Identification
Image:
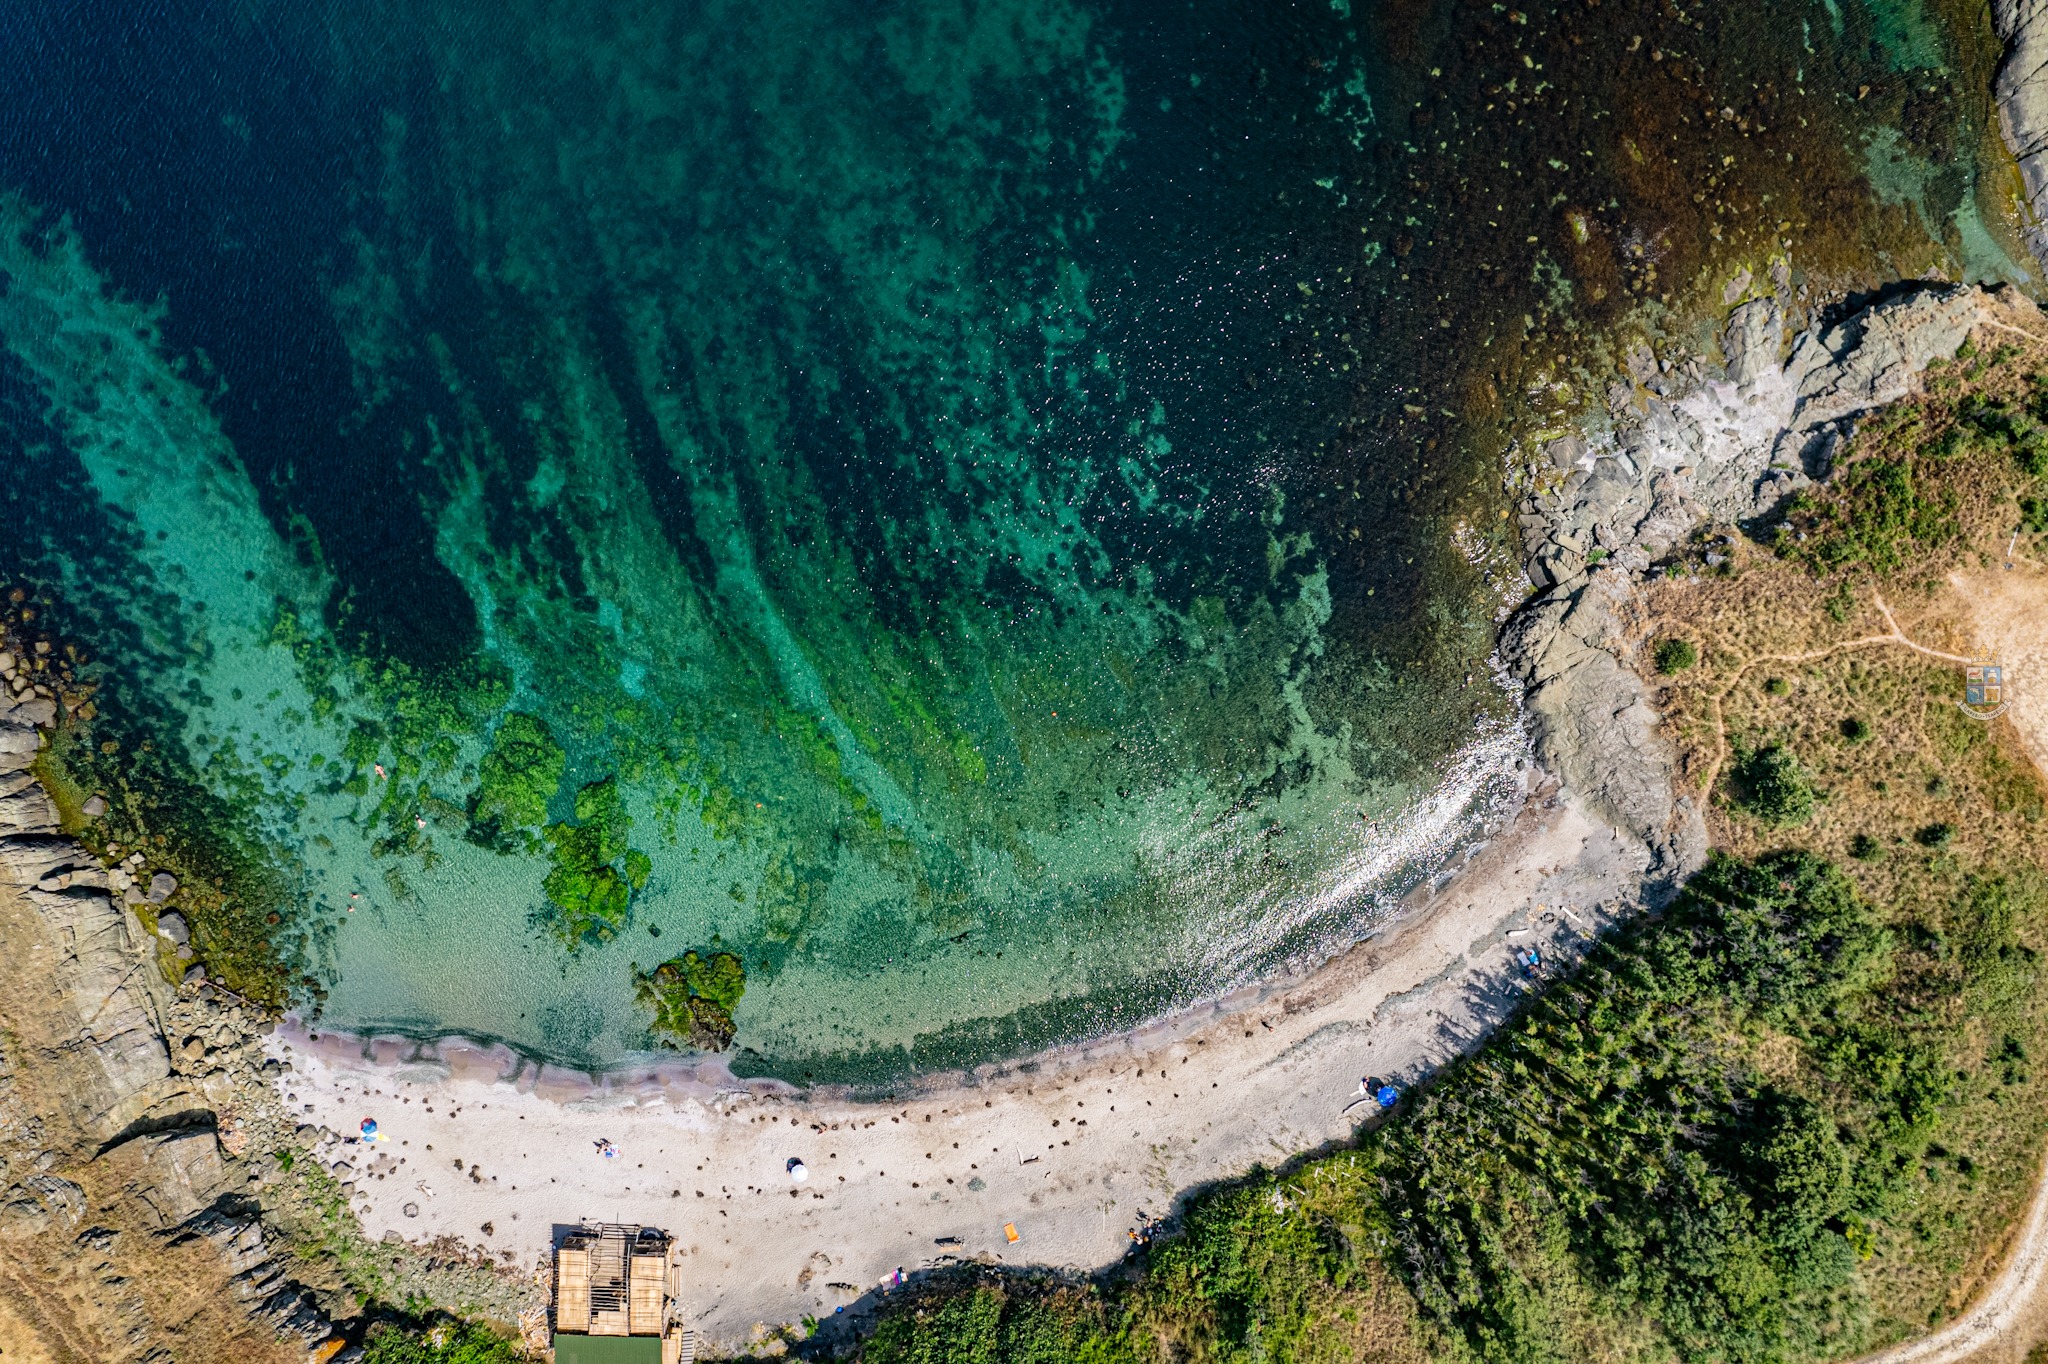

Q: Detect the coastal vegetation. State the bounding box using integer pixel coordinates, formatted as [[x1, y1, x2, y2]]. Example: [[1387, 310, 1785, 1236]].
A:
[[634, 949, 748, 1051], [1731, 743, 1819, 826], [1654, 638, 1698, 674], [358, 1319, 523, 1363], [1780, 344, 2048, 580], [848, 838, 2048, 1364], [834, 338, 2048, 1364]]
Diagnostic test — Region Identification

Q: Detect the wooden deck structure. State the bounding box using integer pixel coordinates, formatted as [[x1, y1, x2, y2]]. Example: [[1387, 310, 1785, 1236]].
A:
[[553, 1223, 693, 1364]]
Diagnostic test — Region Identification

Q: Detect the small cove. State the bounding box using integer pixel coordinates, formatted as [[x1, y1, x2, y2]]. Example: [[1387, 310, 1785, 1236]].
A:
[[0, 0, 2024, 1082]]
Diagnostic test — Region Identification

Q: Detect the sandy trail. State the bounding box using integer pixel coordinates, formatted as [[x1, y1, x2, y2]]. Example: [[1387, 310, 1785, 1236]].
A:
[[272, 788, 1645, 1351]]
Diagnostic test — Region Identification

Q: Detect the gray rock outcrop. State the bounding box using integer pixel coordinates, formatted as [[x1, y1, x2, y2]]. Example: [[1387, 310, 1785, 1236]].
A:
[[1501, 282, 2029, 887], [1501, 570, 1705, 880], [1995, 0, 2048, 271], [0, 1174, 86, 1239]]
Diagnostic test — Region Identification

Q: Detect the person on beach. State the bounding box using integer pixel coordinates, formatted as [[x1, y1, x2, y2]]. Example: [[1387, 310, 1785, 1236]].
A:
[[595, 1138, 619, 1159]]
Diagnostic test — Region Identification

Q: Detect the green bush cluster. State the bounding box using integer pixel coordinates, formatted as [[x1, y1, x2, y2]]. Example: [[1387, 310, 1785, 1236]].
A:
[[1780, 453, 1957, 577], [1377, 853, 1894, 1362], [1734, 744, 1818, 826], [358, 1318, 522, 1364], [1655, 638, 1699, 674], [862, 1284, 1127, 1364], [1782, 379, 2048, 572], [633, 949, 747, 1050]]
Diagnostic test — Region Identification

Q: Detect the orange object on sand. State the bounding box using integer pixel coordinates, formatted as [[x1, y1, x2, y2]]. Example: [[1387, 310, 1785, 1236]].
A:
[[1004, 1223, 1020, 1243]]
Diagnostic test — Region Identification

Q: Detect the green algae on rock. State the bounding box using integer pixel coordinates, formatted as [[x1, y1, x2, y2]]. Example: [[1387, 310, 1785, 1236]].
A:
[[467, 712, 565, 849], [542, 776, 642, 946], [633, 950, 747, 1051]]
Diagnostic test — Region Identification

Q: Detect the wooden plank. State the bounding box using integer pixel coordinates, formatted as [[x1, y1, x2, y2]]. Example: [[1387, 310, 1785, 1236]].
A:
[[556, 1248, 592, 1334], [591, 1307, 631, 1336], [629, 1254, 665, 1334]]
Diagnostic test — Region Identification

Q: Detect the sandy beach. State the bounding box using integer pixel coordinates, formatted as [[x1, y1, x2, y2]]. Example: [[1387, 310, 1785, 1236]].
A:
[[270, 783, 1648, 1351]]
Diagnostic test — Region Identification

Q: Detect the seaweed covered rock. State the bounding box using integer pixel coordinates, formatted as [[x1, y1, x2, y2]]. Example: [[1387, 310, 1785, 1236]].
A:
[[542, 776, 644, 945], [633, 950, 746, 1051], [468, 711, 565, 845]]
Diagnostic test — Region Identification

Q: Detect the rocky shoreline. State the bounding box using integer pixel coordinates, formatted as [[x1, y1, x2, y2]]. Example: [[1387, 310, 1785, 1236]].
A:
[[1499, 280, 2040, 896], [0, 689, 353, 1361], [1998, 0, 2048, 270]]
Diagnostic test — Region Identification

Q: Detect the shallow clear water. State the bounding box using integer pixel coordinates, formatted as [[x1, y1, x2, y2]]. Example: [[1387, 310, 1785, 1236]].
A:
[[0, 0, 2019, 1080]]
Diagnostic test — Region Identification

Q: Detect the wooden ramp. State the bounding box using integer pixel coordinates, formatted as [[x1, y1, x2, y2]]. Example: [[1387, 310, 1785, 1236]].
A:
[[589, 1223, 631, 1335]]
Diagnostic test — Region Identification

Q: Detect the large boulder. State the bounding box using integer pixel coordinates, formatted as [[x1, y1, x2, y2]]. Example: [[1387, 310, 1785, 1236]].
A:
[[107, 1130, 228, 1230], [1500, 568, 1707, 886]]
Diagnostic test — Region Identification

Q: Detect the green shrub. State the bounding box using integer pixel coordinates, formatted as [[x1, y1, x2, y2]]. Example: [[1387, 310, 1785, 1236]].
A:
[[1841, 717, 1872, 743], [1849, 832, 1884, 861], [1656, 638, 1699, 674], [1765, 676, 1792, 697], [1782, 454, 1958, 576], [1734, 745, 1818, 826], [360, 1319, 521, 1364], [1917, 822, 1956, 849]]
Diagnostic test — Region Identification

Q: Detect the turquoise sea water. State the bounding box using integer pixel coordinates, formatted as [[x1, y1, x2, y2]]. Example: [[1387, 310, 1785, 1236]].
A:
[[0, 0, 2019, 1079]]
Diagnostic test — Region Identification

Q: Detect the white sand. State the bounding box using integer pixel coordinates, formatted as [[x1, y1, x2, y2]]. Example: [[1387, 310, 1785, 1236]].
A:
[[270, 786, 1646, 1352]]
